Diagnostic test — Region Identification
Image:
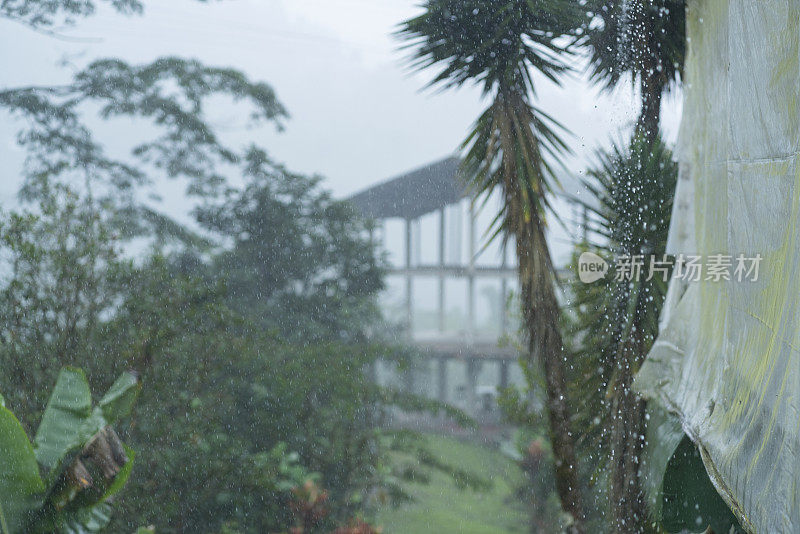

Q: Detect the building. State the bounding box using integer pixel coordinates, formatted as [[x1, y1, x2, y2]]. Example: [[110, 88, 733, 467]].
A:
[[349, 156, 586, 419]]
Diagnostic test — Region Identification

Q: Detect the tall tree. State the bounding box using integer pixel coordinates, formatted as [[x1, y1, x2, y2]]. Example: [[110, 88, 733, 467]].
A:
[[569, 137, 676, 532], [1, 0, 288, 245], [0, 184, 126, 426], [0, 0, 142, 33], [579, 2, 686, 528], [583, 0, 685, 142], [0, 57, 286, 237], [398, 1, 587, 530], [194, 148, 384, 343]]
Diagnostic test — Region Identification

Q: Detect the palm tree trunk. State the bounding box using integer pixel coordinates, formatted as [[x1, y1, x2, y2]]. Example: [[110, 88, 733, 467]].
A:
[[609, 334, 652, 533], [493, 88, 585, 532], [637, 69, 663, 145], [633, 0, 664, 145], [518, 214, 585, 532], [610, 392, 650, 533]]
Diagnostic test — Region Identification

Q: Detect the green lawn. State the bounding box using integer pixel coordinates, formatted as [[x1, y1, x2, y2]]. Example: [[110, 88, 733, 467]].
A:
[[375, 434, 527, 534]]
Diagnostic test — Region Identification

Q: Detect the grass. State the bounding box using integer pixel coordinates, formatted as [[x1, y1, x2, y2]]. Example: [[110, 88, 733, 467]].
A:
[[375, 433, 527, 534]]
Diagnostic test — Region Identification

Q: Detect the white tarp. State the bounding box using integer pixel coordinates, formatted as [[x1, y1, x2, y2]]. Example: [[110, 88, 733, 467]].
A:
[[635, 1, 800, 532]]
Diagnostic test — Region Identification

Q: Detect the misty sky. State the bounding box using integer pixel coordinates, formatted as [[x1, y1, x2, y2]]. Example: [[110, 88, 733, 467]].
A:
[[1, 0, 681, 211]]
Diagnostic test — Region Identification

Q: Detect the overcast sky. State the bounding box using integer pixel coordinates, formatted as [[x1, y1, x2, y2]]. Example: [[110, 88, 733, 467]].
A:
[[0, 0, 681, 210]]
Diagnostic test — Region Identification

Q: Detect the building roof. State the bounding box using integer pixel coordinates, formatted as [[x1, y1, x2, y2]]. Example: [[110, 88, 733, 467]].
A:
[[348, 157, 467, 219], [348, 156, 590, 220]]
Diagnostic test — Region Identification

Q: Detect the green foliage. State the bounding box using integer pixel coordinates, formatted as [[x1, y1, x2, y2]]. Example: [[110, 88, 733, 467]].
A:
[[0, 174, 449, 532], [0, 367, 139, 534], [566, 137, 677, 530], [660, 438, 741, 533], [0, 0, 142, 29], [582, 0, 685, 94], [0, 55, 286, 243], [461, 91, 569, 239], [398, 0, 582, 229], [580, 0, 686, 137], [397, 0, 583, 93], [640, 406, 741, 533], [0, 4, 481, 531], [34, 367, 95, 476], [0, 403, 45, 534], [568, 136, 677, 449], [570, 136, 677, 334], [0, 186, 126, 428], [99, 265, 447, 533], [194, 147, 385, 342], [1, 55, 285, 198], [376, 434, 528, 534]]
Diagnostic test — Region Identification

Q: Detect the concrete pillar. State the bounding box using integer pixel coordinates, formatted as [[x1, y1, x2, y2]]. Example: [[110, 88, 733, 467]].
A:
[[467, 202, 476, 340], [466, 358, 480, 415], [405, 217, 413, 336], [438, 356, 448, 404], [500, 240, 508, 335], [404, 363, 415, 394], [438, 207, 446, 332], [499, 359, 509, 390]]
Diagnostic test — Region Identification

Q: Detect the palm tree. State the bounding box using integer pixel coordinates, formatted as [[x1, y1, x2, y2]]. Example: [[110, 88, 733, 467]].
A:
[[579, 5, 685, 528], [569, 137, 677, 532], [398, 1, 586, 529], [583, 0, 685, 142]]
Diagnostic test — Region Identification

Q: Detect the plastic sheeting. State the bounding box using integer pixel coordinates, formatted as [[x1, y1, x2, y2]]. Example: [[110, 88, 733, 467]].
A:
[[634, 1, 800, 532]]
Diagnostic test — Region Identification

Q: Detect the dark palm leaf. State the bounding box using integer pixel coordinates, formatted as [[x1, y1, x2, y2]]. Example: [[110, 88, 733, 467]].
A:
[[397, 0, 584, 95], [583, 0, 685, 94], [567, 136, 677, 530], [580, 0, 685, 140]]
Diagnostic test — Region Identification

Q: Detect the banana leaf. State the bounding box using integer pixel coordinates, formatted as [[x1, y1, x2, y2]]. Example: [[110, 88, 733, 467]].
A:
[[0, 405, 45, 534]]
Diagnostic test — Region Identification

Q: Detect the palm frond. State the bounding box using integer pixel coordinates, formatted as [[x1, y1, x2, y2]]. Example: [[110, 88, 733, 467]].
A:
[[581, 0, 686, 94], [397, 0, 585, 95], [398, 1, 589, 524], [566, 136, 678, 528]]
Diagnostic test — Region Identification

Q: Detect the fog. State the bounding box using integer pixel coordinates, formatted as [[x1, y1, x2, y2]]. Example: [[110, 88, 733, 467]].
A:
[[0, 0, 680, 214]]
